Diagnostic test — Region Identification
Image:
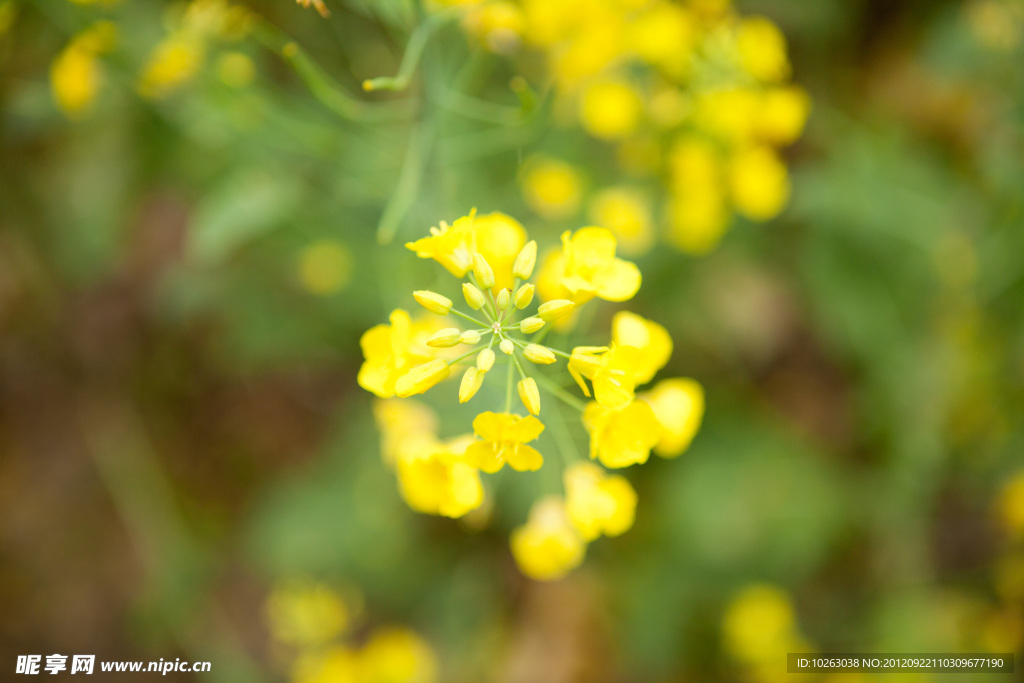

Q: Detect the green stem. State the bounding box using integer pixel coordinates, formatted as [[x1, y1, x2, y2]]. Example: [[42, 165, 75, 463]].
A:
[[508, 337, 571, 359], [448, 347, 481, 365], [449, 308, 488, 327], [504, 357, 514, 413], [362, 11, 453, 92], [377, 121, 431, 244]]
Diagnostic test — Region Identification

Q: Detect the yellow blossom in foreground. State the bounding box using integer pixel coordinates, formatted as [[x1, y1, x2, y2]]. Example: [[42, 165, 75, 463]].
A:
[[728, 146, 790, 221], [293, 646, 360, 683], [564, 462, 637, 541], [736, 16, 791, 83], [298, 240, 351, 295], [510, 497, 586, 581], [395, 359, 451, 398], [583, 400, 661, 468], [358, 310, 438, 398], [406, 210, 526, 290], [579, 79, 643, 140], [568, 344, 642, 409], [642, 378, 705, 457], [396, 435, 483, 518], [611, 311, 672, 384], [360, 627, 439, 683], [521, 157, 583, 220], [138, 34, 205, 99], [536, 227, 641, 305], [465, 411, 544, 472], [723, 584, 800, 663], [997, 472, 1024, 537], [588, 188, 654, 255], [266, 580, 350, 647], [373, 399, 438, 467]]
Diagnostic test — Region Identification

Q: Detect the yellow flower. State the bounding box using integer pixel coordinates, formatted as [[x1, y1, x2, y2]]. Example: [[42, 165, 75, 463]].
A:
[[458, 365, 485, 402], [293, 646, 361, 683], [579, 79, 643, 140], [217, 50, 256, 88], [358, 310, 438, 398], [510, 496, 586, 581], [372, 399, 438, 467], [138, 34, 205, 99], [536, 228, 641, 305], [405, 211, 526, 290], [463, 0, 526, 55], [627, 2, 695, 76], [728, 146, 790, 221], [587, 188, 653, 255], [756, 86, 811, 145], [722, 584, 799, 663], [667, 190, 729, 254], [583, 400, 661, 468], [641, 378, 704, 457], [360, 626, 439, 683], [568, 344, 642, 410], [413, 290, 454, 316], [50, 22, 117, 117], [396, 435, 484, 518], [464, 411, 544, 472], [611, 311, 672, 384], [298, 240, 352, 295], [521, 157, 583, 220], [693, 87, 759, 145], [735, 16, 790, 83], [518, 377, 541, 414], [997, 472, 1024, 537], [395, 359, 451, 398], [265, 580, 350, 647], [563, 462, 637, 541]]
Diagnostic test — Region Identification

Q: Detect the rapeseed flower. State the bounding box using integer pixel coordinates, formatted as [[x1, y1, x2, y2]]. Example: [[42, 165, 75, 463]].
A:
[[510, 497, 586, 580]]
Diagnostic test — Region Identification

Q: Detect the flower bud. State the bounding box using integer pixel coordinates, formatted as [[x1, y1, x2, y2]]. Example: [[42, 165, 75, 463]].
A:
[[462, 282, 486, 310], [500, 339, 515, 355], [460, 330, 482, 345], [518, 377, 541, 415], [396, 359, 450, 397], [519, 317, 545, 334], [513, 240, 537, 280], [514, 283, 535, 309], [426, 328, 462, 348], [523, 344, 556, 364], [476, 348, 496, 372], [538, 299, 575, 322], [413, 290, 453, 315], [472, 253, 495, 289], [496, 288, 511, 311], [459, 367, 485, 403]]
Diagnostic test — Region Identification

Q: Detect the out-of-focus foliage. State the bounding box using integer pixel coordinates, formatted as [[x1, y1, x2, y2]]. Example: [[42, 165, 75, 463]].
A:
[[2, 0, 1024, 681]]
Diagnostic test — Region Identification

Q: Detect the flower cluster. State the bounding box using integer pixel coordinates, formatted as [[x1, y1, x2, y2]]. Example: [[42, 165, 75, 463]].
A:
[[360, 212, 704, 580], [266, 579, 438, 683], [441, 0, 809, 255]]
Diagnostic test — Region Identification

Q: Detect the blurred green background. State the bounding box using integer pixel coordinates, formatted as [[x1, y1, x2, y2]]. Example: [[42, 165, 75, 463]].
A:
[[2, 0, 1023, 681]]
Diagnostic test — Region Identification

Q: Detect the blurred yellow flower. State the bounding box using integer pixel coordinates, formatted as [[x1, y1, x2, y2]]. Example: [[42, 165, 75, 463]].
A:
[[463, 1, 526, 54], [396, 435, 484, 518], [464, 411, 544, 472], [521, 157, 583, 220], [628, 2, 696, 76], [510, 496, 586, 580], [536, 227, 641, 305], [293, 646, 361, 683], [266, 580, 351, 647], [756, 86, 811, 145], [722, 584, 799, 663], [50, 22, 117, 118], [583, 399, 661, 468], [564, 462, 637, 540], [217, 50, 256, 87], [611, 311, 672, 384], [997, 472, 1024, 537], [373, 398, 438, 467], [358, 309, 439, 398], [579, 79, 643, 140], [138, 34, 205, 100], [736, 16, 791, 83], [642, 378, 705, 458], [667, 189, 729, 254], [728, 146, 790, 221], [588, 187, 654, 255], [298, 240, 352, 295], [360, 627, 439, 683]]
